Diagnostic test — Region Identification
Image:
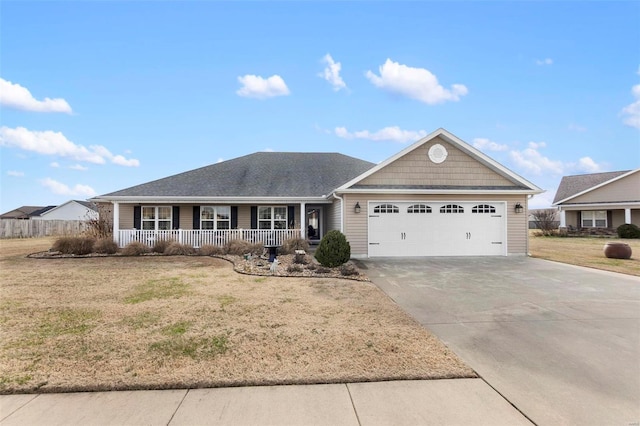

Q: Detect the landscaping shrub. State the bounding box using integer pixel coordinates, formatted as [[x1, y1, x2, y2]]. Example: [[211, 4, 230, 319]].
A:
[[531, 209, 558, 236], [52, 236, 96, 255], [164, 242, 196, 256], [340, 264, 359, 276], [84, 216, 112, 239], [293, 253, 308, 264], [121, 241, 150, 256], [617, 223, 640, 239], [280, 238, 310, 255], [315, 230, 351, 267], [152, 238, 174, 254], [93, 238, 118, 254], [198, 244, 225, 256], [287, 264, 303, 273], [225, 239, 263, 256]]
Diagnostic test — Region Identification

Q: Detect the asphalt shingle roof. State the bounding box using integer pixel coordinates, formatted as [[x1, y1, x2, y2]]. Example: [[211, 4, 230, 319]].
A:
[[104, 152, 376, 198], [553, 170, 630, 204]]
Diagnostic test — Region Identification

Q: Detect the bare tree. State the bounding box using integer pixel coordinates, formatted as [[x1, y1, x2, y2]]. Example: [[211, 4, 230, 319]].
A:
[[532, 209, 558, 236]]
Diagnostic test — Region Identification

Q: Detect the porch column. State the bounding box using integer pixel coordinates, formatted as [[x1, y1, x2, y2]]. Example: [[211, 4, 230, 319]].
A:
[[300, 202, 306, 239], [625, 208, 632, 224], [113, 202, 120, 244], [559, 209, 566, 228]]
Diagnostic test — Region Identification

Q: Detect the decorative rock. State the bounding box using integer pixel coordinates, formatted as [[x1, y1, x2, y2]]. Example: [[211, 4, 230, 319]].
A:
[[603, 242, 632, 259]]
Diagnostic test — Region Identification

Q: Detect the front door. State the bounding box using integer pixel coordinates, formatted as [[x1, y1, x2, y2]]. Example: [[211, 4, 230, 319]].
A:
[[306, 207, 323, 243]]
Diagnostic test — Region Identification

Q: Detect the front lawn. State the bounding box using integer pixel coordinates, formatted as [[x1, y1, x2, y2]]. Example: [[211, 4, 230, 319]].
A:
[[0, 238, 474, 394], [529, 233, 640, 276]]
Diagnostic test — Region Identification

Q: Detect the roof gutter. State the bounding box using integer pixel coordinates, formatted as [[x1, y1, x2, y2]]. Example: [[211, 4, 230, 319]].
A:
[[90, 196, 332, 204], [335, 188, 544, 195]]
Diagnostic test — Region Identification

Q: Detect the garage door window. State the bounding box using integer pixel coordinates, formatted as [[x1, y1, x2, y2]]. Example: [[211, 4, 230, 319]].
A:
[[440, 204, 464, 213], [472, 204, 496, 214], [373, 204, 399, 214], [407, 204, 431, 213]]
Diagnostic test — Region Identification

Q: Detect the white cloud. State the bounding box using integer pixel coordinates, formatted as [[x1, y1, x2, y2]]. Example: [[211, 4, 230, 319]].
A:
[[7, 170, 24, 177], [536, 58, 553, 66], [50, 162, 60, 168], [319, 54, 347, 91], [472, 137, 508, 152], [335, 126, 427, 143], [509, 141, 607, 176], [365, 59, 468, 105], [40, 177, 96, 197], [236, 74, 290, 99], [0, 126, 139, 167], [216, 158, 224, 163], [528, 141, 546, 150], [568, 123, 587, 132], [111, 155, 140, 167], [509, 142, 564, 175], [70, 164, 89, 171], [0, 78, 72, 113], [621, 83, 640, 129], [262, 148, 274, 152], [576, 156, 604, 173]]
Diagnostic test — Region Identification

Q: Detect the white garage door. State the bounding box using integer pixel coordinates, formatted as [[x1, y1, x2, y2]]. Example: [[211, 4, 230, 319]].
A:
[[368, 201, 506, 257]]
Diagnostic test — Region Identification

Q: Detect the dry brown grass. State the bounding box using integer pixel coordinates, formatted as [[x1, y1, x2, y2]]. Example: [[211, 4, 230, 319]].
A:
[[529, 233, 640, 276], [0, 238, 475, 394]]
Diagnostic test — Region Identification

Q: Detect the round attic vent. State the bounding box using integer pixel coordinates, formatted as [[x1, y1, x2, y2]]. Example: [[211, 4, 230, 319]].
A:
[[428, 143, 448, 164]]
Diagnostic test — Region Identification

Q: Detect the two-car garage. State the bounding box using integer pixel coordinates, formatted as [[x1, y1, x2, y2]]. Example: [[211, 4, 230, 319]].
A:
[[368, 201, 506, 257]]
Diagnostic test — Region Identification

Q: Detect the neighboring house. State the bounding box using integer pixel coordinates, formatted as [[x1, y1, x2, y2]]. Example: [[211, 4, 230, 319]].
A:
[[552, 169, 640, 229], [35, 200, 99, 221], [91, 128, 543, 257], [0, 205, 56, 220]]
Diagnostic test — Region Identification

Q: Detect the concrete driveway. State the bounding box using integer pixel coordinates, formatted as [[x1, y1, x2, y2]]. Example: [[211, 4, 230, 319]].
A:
[[360, 256, 640, 426]]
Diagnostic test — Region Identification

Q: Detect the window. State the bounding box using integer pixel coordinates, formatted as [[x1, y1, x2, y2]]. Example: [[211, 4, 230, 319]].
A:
[[259, 206, 287, 230], [582, 211, 607, 228], [440, 204, 464, 213], [472, 204, 496, 214], [373, 204, 399, 214], [142, 206, 172, 230], [407, 204, 431, 213], [201, 206, 230, 230]]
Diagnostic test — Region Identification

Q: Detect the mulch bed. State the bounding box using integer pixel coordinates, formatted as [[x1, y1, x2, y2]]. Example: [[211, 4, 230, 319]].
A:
[[27, 250, 369, 281]]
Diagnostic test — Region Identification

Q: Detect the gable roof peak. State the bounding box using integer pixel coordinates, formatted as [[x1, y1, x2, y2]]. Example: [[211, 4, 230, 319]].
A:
[[336, 127, 542, 193]]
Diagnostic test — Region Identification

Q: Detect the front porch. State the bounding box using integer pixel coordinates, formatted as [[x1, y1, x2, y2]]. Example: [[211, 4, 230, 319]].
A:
[[117, 228, 302, 249]]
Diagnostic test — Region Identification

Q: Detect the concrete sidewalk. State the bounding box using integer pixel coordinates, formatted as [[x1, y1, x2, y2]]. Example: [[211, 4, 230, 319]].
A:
[[0, 379, 532, 425]]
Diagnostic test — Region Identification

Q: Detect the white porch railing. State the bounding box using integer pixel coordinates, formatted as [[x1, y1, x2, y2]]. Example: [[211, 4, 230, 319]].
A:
[[117, 229, 301, 248]]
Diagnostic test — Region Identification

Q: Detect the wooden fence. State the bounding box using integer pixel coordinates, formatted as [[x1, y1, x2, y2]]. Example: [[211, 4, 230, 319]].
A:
[[0, 219, 91, 239]]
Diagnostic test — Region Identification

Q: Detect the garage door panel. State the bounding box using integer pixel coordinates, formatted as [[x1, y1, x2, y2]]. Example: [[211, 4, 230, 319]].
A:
[[368, 201, 506, 257]]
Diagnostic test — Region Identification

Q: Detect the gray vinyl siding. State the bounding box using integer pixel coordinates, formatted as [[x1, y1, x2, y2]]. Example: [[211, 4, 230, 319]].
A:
[[326, 198, 342, 232]]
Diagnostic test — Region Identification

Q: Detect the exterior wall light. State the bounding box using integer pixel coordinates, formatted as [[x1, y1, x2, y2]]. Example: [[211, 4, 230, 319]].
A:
[[354, 202, 361, 214], [514, 202, 524, 214]]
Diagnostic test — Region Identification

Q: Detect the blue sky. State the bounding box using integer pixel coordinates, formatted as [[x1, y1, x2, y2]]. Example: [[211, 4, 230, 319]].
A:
[[1, 1, 639, 212]]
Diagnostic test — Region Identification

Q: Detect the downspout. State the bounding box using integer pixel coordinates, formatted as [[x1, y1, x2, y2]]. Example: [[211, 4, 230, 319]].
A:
[[331, 192, 344, 233], [526, 194, 533, 256]]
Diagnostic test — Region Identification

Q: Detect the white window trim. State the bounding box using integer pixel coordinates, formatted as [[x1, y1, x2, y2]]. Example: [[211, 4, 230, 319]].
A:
[[581, 210, 607, 228], [258, 206, 288, 230], [142, 206, 172, 231], [200, 206, 231, 230]]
